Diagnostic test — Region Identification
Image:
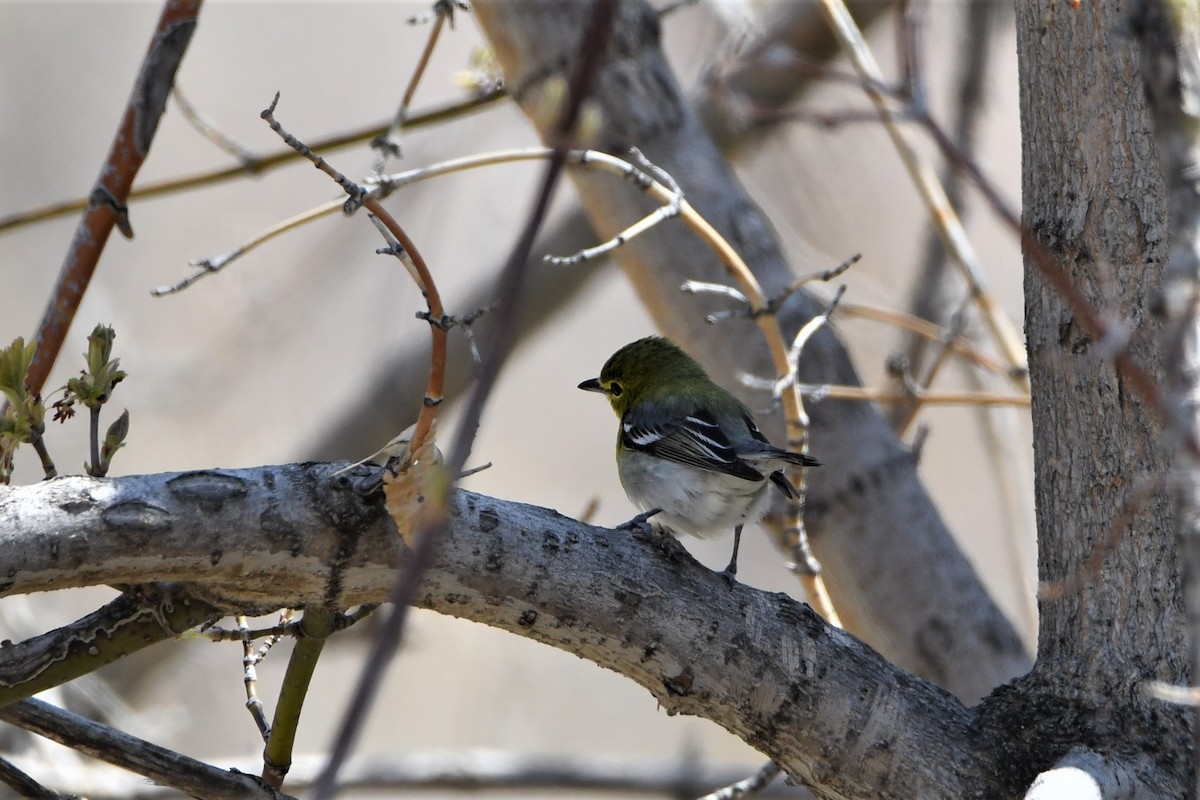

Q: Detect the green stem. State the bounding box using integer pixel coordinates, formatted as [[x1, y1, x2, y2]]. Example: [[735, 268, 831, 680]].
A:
[[261, 608, 338, 788], [88, 406, 100, 476], [28, 429, 56, 479]]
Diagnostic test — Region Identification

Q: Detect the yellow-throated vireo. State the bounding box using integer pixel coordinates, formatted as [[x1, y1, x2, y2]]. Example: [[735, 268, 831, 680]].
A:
[[580, 336, 819, 580]]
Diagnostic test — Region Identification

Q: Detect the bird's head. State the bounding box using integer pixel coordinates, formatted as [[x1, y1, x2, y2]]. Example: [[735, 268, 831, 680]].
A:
[[579, 336, 707, 417]]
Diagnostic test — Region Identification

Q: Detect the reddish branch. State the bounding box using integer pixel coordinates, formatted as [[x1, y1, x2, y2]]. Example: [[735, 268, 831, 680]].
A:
[[25, 0, 203, 395]]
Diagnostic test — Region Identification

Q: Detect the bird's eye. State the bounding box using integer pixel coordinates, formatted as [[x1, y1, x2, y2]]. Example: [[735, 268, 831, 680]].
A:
[[609, 382, 623, 397]]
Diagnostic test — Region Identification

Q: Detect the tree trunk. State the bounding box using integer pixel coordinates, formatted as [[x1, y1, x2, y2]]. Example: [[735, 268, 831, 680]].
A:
[[983, 0, 1192, 793]]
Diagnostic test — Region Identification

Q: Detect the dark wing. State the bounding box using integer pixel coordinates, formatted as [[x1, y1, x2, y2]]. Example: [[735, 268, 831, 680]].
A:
[[740, 409, 819, 499], [621, 406, 765, 483], [741, 409, 821, 467]]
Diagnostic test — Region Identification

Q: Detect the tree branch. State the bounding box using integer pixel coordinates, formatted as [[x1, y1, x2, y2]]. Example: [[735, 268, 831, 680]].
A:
[[0, 585, 219, 706], [0, 698, 292, 800], [0, 464, 986, 797], [24, 0, 203, 396]]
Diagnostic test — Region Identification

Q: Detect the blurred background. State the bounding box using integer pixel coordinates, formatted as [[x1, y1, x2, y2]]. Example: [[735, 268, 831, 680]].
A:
[[0, 1, 1028, 796]]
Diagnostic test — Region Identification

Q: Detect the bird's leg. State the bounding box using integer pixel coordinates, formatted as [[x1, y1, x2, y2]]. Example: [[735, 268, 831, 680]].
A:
[[719, 525, 743, 585], [616, 507, 662, 534]]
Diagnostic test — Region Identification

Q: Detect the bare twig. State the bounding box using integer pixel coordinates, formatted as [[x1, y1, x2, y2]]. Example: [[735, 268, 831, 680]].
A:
[[370, 1, 465, 177], [240, 611, 289, 742], [0, 698, 294, 800], [161, 147, 558, 295], [791, 385, 1030, 409], [545, 190, 681, 265], [0, 754, 74, 800], [838, 302, 1011, 377], [892, 290, 975, 438], [0, 89, 507, 236], [697, 759, 781, 800], [172, 84, 257, 168]]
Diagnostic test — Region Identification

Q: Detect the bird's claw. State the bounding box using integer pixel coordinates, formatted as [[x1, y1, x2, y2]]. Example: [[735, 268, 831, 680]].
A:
[[616, 508, 662, 536], [617, 509, 690, 562]]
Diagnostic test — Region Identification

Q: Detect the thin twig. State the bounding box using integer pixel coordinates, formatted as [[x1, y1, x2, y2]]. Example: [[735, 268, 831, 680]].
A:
[[172, 84, 257, 168], [545, 192, 681, 265], [783, 383, 1031, 408], [0, 699, 295, 800], [241, 611, 289, 742], [893, 290, 975, 438], [0, 89, 507, 236], [838, 301, 1013, 377], [161, 147, 558, 295], [0, 754, 74, 800], [152, 202, 339, 295], [370, 0, 454, 177], [257, 94, 447, 461], [697, 759, 781, 800]]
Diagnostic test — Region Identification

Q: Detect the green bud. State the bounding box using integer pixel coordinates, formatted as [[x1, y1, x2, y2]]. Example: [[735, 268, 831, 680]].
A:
[[101, 409, 130, 465], [86, 325, 117, 377], [0, 337, 36, 406]]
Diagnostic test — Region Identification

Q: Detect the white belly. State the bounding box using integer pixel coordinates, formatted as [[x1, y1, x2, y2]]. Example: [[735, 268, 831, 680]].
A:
[[617, 450, 771, 538]]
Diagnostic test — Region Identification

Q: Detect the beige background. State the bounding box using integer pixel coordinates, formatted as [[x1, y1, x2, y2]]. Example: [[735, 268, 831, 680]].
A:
[[0, 2, 1028, 795]]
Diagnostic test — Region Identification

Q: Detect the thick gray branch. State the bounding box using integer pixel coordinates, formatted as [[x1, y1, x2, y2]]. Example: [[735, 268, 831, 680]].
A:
[[0, 465, 984, 798]]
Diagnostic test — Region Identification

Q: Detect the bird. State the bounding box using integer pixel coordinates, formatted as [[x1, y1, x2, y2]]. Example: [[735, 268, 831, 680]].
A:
[[579, 336, 819, 580]]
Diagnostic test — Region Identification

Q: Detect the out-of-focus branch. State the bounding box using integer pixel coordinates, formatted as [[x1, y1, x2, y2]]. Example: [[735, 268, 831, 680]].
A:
[[0, 698, 293, 800], [0, 89, 506, 235], [28, 751, 815, 800], [1132, 0, 1200, 785], [693, 0, 889, 156]]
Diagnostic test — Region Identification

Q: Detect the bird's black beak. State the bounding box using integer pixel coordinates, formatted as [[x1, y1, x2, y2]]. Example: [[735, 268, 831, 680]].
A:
[[578, 378, 604, 393]]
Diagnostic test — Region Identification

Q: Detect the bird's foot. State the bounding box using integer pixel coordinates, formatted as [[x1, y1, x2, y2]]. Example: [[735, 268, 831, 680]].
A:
[[617, 508, 662, 536], [719, 563, 739, 587]]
